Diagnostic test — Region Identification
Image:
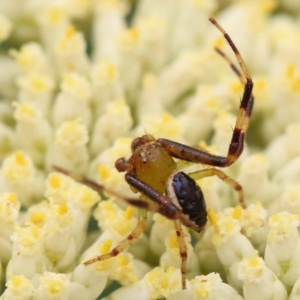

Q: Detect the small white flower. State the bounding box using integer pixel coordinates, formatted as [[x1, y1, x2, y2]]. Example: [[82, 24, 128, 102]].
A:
[[191, 273, 243, 300], [36, 272, 70, 300], [238, 252, 287, 300], [3, 275, 35, 299]]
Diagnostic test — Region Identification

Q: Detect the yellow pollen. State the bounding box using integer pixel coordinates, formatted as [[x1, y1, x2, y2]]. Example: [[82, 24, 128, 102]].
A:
[[98, 165, 110, 180], [162, 112, 171, 122], [124, 206, 135, 220], [100, 239, 112, 254], [255, 201, 262, 210], [168, 232, 178, 249], [196, 141, 215, 155], [232, 206, 242, 219], [65, 119, 78, 133], [31, 78, 46, 91], [289, 189, 299, 203], [95, 259, 112, 271], [247, 256, 261, 267], [31, 211, 46, 225], [286, 63, 295, 79], [49, 174, 61, 189], [260, 0, 277, 13], [107, 63, 116, 80], [196, 287, 209, 297], [198, 140, 208, 149], [19, 103, 36, 118], [8, 193, 17, 203], [48, 8, 63, 24], [14, 151, 27, 166], [291, 77, 300, 92], [208, 209, 218, 226], [11, 276, 22, 287], [101, 200, 115, 212], [160, 277, 169, 289], [128, 28, 139, 40], [57, 202, 68, 215], [224, 219, 235, 232], [30, 226, 40, 239], [64, 74, 75, 87], [117, 254, 130, 265], [230, 81, 243, 93], [49, 280, 63, 294], [214, 36, 225, 49], [269, 213, 281, 223], [255, 79, 266, 91], [206, 97, 219, 109], [81, 190, 93, 204], [65, 26, 75, 40]]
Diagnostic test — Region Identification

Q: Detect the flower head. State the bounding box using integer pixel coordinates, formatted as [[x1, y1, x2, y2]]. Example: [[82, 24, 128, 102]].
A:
[[0, 1, 300, 299]]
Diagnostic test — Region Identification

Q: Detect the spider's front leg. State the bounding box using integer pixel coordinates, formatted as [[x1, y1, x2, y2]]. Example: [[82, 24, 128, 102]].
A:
[[157, 18, 254, 168]]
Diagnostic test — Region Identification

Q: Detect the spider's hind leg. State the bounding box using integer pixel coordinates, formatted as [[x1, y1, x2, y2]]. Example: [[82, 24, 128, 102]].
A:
[[189, 168, 245, 208]]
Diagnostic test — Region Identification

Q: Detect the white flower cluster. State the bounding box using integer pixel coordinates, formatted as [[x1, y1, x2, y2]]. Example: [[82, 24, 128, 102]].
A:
[[0, 0, 300, 299]]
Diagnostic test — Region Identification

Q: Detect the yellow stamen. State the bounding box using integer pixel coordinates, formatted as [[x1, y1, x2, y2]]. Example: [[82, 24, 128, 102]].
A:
[[8, 193, 17, 203], [49, 174, 61, 189], [11, 276, 22, 287], [98, 165, 110, 180], [232, 206, 242, 220], [208, 209, 218, 226], [124, 206, 135, 220], [286, 63, 295, 79], [100, 239, 112, 254], [31, 211, 46, 225], [65, 26, 75, 40], [57, 203, 68, 215], [14, 151, 27, 166], [162, 112, 171, 122]]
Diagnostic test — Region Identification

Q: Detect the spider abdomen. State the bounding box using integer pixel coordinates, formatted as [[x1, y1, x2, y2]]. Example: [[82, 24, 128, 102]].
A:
[[167, 172, 207, 228]]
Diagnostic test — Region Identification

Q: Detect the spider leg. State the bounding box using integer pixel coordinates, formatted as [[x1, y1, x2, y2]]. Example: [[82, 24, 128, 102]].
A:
[[214, 46, 255, 113], [84, 208, 148, 264], [157, 18, 253, 168], [54, 167, 189, 287], [173, 219, 188, 289], [126, 173, 189, 289], [53, 166, 181, 219], [214, 47, 245, 84], [188, 168, 245, 208]]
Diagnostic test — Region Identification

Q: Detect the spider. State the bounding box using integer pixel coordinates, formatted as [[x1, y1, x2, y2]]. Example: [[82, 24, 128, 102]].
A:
[[55, 17, 253, 290]]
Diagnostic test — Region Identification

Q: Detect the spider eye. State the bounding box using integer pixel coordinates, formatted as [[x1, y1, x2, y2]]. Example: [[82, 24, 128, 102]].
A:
[[131, 134, 155, 151]]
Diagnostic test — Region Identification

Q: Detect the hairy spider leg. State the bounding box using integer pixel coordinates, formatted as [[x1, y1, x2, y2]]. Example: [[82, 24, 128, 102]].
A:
[[157, 17, 254, 168], [84, 207, 148, 264], [54, 166, 190, 289], [126, 173, 194, 289], [214, 46, 254, 111], [176, 44, 252, 172], [188, 168, 245, 208], [173, 219, 188, 289], [54, 166, 180, 217]]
